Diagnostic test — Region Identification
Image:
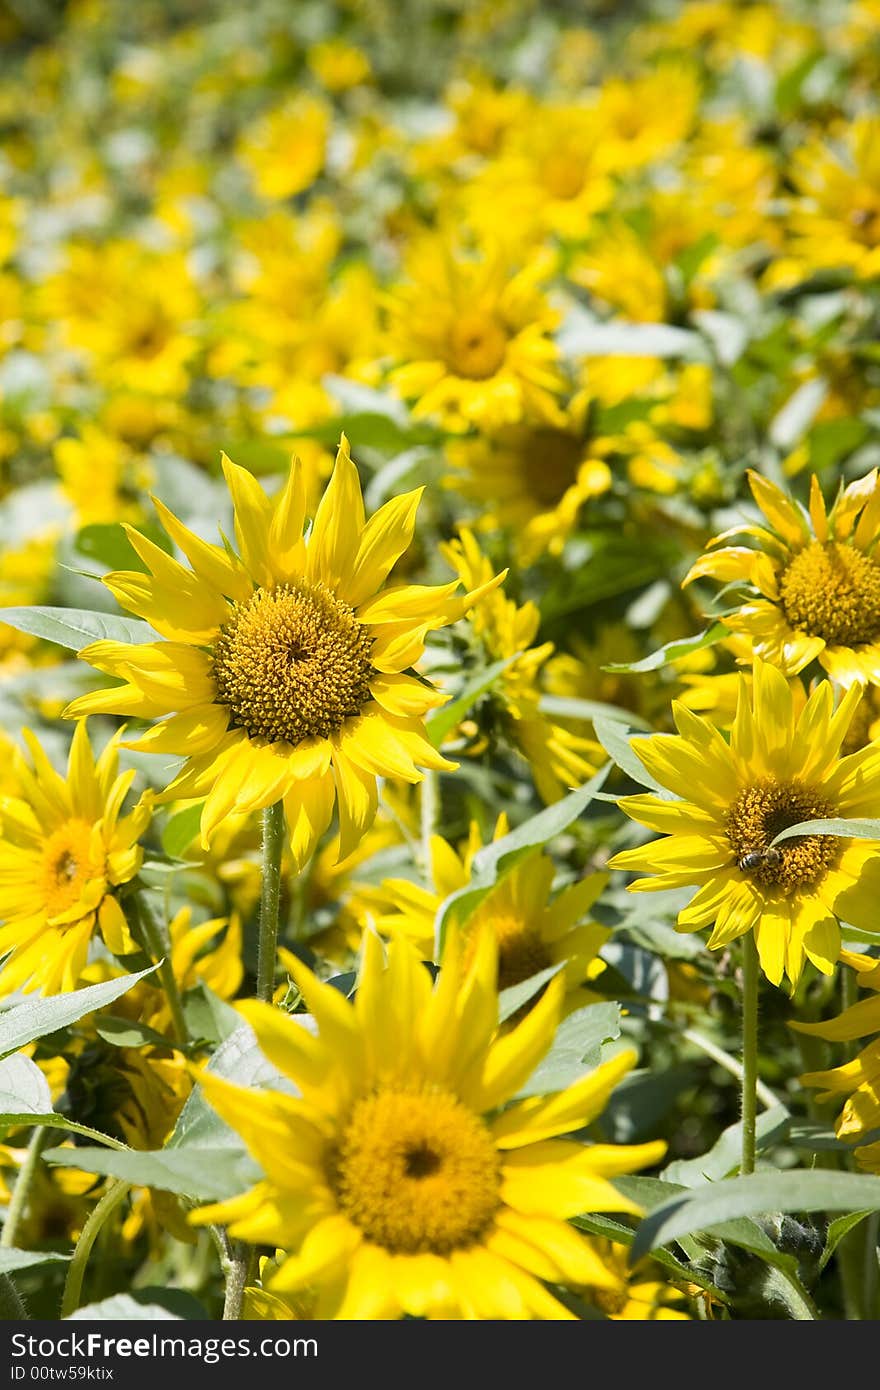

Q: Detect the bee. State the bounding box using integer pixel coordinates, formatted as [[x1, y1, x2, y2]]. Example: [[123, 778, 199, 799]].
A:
[[737, 846, 782, 873]]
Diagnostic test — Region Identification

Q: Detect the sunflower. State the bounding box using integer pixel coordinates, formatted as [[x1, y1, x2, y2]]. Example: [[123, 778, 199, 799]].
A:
[[780, 115, 880, 282], [0, 721, 151, 995], [385, 238, 565, 432], [794, 949, 880, 1172], [684, 468, 880, 687], [440, 528, 602, 803], [361, 817, 609, 1011], [192, 929, 665, 1320], [64, 437, 500, 868], [608, 661, 880, 988], [445, 402, 612, 563]]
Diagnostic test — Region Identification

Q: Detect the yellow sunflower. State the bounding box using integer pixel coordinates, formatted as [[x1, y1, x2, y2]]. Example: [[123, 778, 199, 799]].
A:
[[193, 930, 664, 1320], [608, 661, 880, 987], [64, 437, 500, 868], [0, 721, 152, 994], [794, 949, 880, 1172], [445, 402, 612, 563], [385, 238, 565, 432], [361, 817, 609, 1011], [440, 528, 602, 803], [685, 468, 880, 686]]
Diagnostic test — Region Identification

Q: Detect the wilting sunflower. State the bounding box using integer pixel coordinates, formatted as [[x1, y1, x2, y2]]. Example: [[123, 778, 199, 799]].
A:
[[64, 437, 499, 867], [0, 721, 151, 994], [361, 817, 609, 1011], [192, 930, 664, 1320], [794, 949, 880, 1172], [684, 468, 880, 686], [609, 661, 880, 987]]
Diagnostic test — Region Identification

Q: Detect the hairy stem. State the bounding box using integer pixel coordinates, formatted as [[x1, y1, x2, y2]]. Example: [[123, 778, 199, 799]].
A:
[[256, 802, 285, 1003], [135, 891, 190, 1047], [61, 1181, 130, 1318], [1, 1126, 49, 1249], [740, 932, 760, 1176]]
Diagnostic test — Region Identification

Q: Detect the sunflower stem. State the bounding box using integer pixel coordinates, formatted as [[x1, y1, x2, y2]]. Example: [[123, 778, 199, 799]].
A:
[[740, 932, 760, 1176], [256, 801, 285, 1003], [862, 1212, 880, 1319], [1, 1126, 49, 1248], [61, 1180, 130, 1318], [221, 1241, 251, 1320], [135, 892, 190, 1047]]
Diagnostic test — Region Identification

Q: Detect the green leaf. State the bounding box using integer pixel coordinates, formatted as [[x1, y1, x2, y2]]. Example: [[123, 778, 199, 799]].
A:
[[75, 521, 172, 574], [770, 817, 880, 846], [663, 1107, 790, 1186], [615, 1174, 800, 1274], [0, 1249, 70, 1273], [819, 1210, 872, 1273], [426, 656, 519, 747], [601, 624, 729, 674], [295, 413, 442, 454], [160, 802, 204, 859], [517, 1002, 621, 1098], [168, 1023, 293, 1151], [630, 1170, 880, 1263], [542, 535, 678, 618], [434, 764, 611, 951], [593, 718, 669, 795], [0, 606, 157, 650], [0, 964, 158, 1059], [498, 966, 563, 1023], [67, 1294, 182, 1320], [570, 1212, 728, 1302], [43, 1145, 260, 1201], [182, 982, 242, 1045], [0, 1055, 52, 1115], [94, 1016, 178, 1050], [809, 417, 870, 472], [537, 695, 652, 730], [0, 1115, 127, 1149]]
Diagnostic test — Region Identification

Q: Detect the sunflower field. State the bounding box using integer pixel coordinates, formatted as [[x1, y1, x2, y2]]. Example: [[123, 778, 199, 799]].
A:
[[0, 0, 880, 1329]]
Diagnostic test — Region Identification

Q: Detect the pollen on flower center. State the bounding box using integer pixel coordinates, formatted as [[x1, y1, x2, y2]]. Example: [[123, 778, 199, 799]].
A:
[[328, 1085, 501, 1255], [522, 429, 582, 506], [40, 820, 103, 918], [211, 580, 375, 746], [779, 541, 880, 647], [726, 778, 839, 892], [447, 312, 508, 379]]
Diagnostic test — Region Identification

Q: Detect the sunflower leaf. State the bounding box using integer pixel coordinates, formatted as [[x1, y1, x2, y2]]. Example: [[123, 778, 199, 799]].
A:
[[0, 606, 158, 650], [0, 965, 159, 1060], [593, 719, 671, 796], [160, 802, 205, 858], [0, 1250, 70, 1273], [629, 1170, 880, 1264], [600, 623, 730, 674], [0, 1054, 52, 1115], [434, 763, 611, 951], [770, 817, 880, 845], [42, 1144, 261, 1201], [426, 654, 520, 747]]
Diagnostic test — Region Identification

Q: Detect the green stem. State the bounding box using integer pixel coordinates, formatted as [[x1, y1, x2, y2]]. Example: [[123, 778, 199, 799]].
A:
[[0, 1274, 27, 1319], [222, 1241, 252, 1321], [135, 892, 190, 1047], [60, 1181, 130, 1318], [256, 802, 285, 1004], [1, 1127, 49, 1249], [862, 1212, 880, 1320], [740, 932, 760, 1176]]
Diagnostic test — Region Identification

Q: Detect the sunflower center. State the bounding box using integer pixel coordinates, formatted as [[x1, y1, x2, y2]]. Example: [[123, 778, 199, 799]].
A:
[[522, 429, 582, 506], [328, 1085, 501, 1255], [447, 312, 508, 379], [848, 200, 880, 246], [212, 581, 374, 746], [40, 820, 103, 918], [726, 778, 838, 892], [542, 151, 586, 201], [492, 915, 553, 990], [779, 541, 880, 648]]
